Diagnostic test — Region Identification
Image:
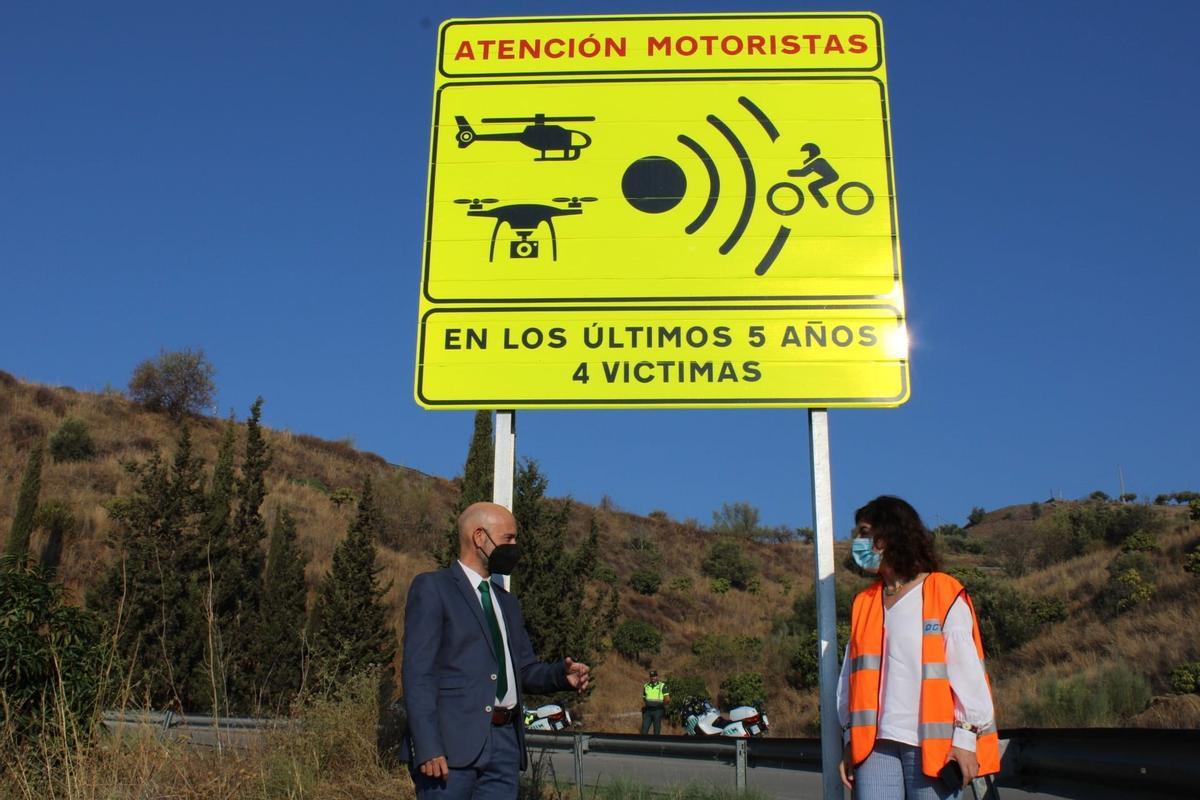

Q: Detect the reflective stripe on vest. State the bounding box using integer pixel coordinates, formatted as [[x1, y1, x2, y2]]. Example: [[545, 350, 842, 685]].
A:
[[850, 654, 881, 672], [847, 573, 1001, 779]]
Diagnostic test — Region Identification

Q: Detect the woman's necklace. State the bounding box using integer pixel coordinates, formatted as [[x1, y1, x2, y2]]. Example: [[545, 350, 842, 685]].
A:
[[883, 572, 925, 597]]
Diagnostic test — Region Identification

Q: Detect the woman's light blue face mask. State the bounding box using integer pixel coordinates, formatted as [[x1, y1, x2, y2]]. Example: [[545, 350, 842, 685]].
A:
[[851, 533, 882, 573]]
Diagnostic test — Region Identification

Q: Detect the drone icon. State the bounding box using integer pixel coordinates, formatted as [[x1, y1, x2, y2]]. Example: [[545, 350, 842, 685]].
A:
[[456, 196, 597, 262], [454, 114, 595, 161]]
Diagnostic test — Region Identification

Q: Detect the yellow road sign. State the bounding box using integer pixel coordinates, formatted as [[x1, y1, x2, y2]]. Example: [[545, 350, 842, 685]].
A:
[[416, 13, 908, 409], [418, 305, 908, 408]]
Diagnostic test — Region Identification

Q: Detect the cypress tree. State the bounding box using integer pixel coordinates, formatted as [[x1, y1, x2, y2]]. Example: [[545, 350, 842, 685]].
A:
[[225, 398, 271, 709], [200, 417, 237, 709], [460, 410, 494, 508], [310, 477, 396, 690], [438, 410, 494, 566], [34, 500, 76, 574], [89, 426, 207, 709], [204, 418, 237, 543], [511, 459, 617, 669], [257, 508, 309, 712], [4, 444, 44, 566]]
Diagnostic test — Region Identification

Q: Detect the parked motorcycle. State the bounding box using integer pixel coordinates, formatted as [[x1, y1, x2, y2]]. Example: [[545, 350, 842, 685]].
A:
[[523, 702, 572, 731], [682, 700, 769, 738]]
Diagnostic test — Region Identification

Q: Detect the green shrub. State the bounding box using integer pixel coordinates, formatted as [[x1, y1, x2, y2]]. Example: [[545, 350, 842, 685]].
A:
[[967, 507, 986, 526], [701, 538, 758, 589], [629, 568, 662, 596], [596, 563, 619, 584], [784, 624, 850, 689], [291, 476, 331, 494], [668, 575, 693, 592], [950, 568, 1066, 654], [709, 577, 731, 594], [711, 501, 762, 538], [1169, 662, 1200, 694], [719, 672, 765, 709], [1029, 501, 1042, 519], [1021, 662, 1150, 726], [613, 618, 662, 661], [1120, 531, 1158, 552], [691, 634, 763, 670], [1062, 503, 1163, 555], [329, 487, 357, 508], [1099, 552, 1157, 615], [0, 565, 107, 745], [1191, 499, 1200, 522], [664, 673, 709, 724], [1185, 549, 1200, 577], [1112, 570, 1155, 613], [127, 348, 216, 420], [785, 586, 855, 635], [48, 417, 96, 463], [944, 536, 984, 555]]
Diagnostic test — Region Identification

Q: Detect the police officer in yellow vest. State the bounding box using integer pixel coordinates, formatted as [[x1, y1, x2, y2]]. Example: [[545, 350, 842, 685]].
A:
[[640, 669, 669, 735]]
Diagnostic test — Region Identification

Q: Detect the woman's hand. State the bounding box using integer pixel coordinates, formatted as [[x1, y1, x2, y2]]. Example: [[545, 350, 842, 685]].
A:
[[947, 746, 979, 787], [839, 745, 856, 790]]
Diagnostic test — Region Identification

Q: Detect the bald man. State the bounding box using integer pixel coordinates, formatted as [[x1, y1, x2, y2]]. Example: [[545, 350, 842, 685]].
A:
[[401, 502, 590, 800]]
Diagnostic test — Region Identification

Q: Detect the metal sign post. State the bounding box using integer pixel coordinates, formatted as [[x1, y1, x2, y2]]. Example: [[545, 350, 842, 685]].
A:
[[494, 410, 516, 591], [809, 409, 841, 799]]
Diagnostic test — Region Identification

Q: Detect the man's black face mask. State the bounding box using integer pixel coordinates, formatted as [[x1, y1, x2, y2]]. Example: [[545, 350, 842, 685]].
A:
[[478, 529, 521, 575]]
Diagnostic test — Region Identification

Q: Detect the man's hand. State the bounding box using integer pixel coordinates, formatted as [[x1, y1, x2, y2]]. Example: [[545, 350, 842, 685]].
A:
[[565, 657, 590, 693], [838, 746, 855, 790], [419, 756, 448, 780], [947, 746, 979, 787]]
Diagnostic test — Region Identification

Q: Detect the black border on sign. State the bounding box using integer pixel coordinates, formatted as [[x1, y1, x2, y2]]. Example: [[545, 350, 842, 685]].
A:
[[422, 75, 899, 305], [415, 304, 908, 407], [438, 14, 884, 78]]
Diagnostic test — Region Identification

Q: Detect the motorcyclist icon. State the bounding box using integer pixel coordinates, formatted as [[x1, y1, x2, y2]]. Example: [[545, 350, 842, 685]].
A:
[[766, 142, 875, 217]]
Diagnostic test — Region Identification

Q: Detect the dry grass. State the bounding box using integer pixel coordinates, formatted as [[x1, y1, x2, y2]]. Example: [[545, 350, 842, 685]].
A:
[[0, 674, 415, 800]]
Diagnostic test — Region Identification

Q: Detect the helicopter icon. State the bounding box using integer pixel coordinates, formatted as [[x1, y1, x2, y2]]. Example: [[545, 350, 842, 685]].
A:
[[454, 114, 595, 161], [456, 196, 597, 262]]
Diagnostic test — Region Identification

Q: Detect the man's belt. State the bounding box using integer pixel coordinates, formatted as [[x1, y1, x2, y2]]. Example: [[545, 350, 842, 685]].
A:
[[491, 707, 516, 726]]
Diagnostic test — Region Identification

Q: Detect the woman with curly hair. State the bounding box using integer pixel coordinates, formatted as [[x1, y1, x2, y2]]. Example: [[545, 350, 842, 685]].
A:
[[836, 496, 999, 799]]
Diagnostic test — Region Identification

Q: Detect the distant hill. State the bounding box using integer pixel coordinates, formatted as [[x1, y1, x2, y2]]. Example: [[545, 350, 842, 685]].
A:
[[2, 370, 1198, 733]]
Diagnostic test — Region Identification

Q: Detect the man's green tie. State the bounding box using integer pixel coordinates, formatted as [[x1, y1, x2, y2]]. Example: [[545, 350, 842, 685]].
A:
[[478, 579, 508, 701]]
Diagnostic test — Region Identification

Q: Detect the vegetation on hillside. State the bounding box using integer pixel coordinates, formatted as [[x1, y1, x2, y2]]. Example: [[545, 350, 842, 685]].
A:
[[2, 367, 1199, 762]]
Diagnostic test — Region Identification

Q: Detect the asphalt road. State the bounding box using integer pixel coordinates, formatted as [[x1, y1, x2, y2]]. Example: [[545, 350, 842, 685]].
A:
[[524, 748, 1179, 800]]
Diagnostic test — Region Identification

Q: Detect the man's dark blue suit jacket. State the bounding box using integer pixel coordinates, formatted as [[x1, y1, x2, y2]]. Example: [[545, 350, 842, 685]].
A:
[[401, 566, 568, 771]]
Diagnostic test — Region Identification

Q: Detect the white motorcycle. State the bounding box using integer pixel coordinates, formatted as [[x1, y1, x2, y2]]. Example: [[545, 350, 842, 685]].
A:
[[523, 703, 572, 732], [683, 700, 769, 738]]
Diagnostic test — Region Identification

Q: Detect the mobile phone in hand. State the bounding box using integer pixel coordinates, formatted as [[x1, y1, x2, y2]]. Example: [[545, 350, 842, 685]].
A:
[[938, 760, 964, 790]]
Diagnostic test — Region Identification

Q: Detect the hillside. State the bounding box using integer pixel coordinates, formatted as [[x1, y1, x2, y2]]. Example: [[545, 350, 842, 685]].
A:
[[2, 370, 1198, 734]]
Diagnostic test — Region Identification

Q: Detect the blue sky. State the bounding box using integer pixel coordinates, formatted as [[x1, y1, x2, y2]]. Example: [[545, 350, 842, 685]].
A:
[[3, 1, 1197, 535]]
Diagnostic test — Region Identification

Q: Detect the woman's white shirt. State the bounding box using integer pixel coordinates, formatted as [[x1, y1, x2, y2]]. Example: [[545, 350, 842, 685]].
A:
[[836, 580, 994, 752]]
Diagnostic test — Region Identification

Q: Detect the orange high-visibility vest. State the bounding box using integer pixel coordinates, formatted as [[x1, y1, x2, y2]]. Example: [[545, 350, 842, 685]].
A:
[[847, 572, 1000, 778]]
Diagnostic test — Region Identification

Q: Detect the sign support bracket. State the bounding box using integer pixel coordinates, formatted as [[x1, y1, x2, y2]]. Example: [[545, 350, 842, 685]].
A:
[[809, 408, 841, 799], [493, 410, 517, 591]]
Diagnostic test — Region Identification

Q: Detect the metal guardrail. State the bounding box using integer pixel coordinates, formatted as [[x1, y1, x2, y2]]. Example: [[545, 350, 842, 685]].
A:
[[102, 712, 1200, 797], [525, 728, 1200, 797]]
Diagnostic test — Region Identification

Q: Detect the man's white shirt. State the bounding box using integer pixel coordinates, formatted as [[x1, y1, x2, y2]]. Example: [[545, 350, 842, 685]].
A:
[[458, 561, 518, 709]]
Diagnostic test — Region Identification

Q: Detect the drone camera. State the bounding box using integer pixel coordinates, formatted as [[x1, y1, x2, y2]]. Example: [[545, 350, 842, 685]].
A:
[[510, 239, 539, 259]]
